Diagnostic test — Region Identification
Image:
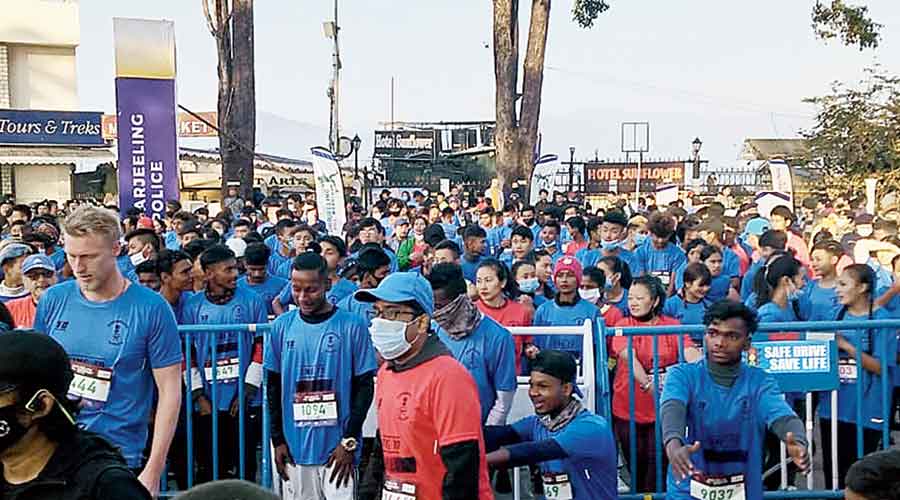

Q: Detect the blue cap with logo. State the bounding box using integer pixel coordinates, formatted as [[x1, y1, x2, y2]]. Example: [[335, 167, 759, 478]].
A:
[[354, 272, 434, 316], [21, 254, 55, 274]]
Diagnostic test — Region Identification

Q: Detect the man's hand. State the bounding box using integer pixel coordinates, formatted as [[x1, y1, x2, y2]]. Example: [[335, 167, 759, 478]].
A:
[[524, 344, 540, 359], [666, 440, 701, 481], [785, 432, 810, 474], [326, 444, 354, 488], [137, 467, 161, 498], [274, 443, 294, 482], [196, 395, 212, 416], [229, 384, 258, 417]]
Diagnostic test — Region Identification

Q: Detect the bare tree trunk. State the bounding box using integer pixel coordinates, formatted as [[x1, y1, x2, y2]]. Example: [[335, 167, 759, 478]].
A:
[[230, 0, 256, 201], [493, 0, 550, 201], [493, 0, 519, 190], [517, 0, 550, 200], [205, 0, 256, 202]]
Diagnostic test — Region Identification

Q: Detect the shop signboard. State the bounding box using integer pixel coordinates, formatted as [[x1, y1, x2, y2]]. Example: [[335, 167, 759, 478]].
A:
[[0, 109, 104, 146], [585, 161, 685, 193]]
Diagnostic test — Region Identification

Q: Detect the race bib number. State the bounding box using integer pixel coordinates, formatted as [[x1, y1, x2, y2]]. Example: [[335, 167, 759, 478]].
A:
[[69, 361, 113, 403], [204, 357, 240, 383], [651, 271, 671, 286], [839, 358, 858, 383], [543, 473, 573, 500], [690, 474, 746, 500], [382, 479, 417, 500], [293, 391, 338, 426]]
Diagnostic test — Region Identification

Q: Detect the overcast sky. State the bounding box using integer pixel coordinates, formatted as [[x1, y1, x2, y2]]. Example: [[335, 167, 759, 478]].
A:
[[76, 1, 900, 168]]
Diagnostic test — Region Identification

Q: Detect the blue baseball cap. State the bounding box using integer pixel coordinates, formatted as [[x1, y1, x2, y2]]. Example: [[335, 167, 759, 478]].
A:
[[21, 254, 55, 274], [741, 217, 770, 239], [354, 272, 434, 316], [0, 243, 32, 267]]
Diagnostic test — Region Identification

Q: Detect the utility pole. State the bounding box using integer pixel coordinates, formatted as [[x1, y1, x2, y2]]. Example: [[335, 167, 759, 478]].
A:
[[325, 0, 341, 152]]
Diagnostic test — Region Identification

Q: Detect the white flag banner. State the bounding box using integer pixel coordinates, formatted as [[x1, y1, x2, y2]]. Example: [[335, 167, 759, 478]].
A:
[[530, 154, 559, 205], [755, 191, 792, 219], [768, 159, 794, 203], [311, 148, 347, 235], [655, 184, 679, 207]]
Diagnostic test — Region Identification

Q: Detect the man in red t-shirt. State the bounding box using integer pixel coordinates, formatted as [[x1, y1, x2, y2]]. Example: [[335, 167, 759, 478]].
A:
[[356, 272, 494, 500], [6, 254, 57, 329]]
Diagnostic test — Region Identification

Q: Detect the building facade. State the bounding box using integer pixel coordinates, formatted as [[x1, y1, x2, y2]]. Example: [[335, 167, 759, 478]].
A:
[[0, 0, 114, 203]]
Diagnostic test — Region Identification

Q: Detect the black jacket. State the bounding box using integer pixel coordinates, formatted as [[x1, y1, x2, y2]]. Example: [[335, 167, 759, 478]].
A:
[[1, 431, 150, 500]]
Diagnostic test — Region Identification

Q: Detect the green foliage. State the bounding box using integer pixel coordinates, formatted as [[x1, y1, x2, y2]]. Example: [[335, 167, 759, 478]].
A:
[[803, 67, 900, 193], [812, 0, 881, 50], [572, 0, 610, 29]]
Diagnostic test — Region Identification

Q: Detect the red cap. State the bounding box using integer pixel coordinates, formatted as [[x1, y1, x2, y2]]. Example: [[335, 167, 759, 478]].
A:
[[553, 256, 583, 287], [137, 216, 154, 229]]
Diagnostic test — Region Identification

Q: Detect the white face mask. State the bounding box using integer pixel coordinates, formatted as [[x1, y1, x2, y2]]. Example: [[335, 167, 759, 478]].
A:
[[578, 288, 601, 304], [369, 317, 416, 360], [858, 225, 873, 238], [129, 249, 148, 267]]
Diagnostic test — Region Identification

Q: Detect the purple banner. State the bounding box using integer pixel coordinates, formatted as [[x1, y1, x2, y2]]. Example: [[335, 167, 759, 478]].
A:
[[115, 77, 179, 219]]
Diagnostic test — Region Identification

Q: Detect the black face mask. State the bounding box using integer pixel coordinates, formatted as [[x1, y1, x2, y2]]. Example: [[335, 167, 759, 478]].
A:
[[0, 404, 29, 453], [523, 218, 535, 226]]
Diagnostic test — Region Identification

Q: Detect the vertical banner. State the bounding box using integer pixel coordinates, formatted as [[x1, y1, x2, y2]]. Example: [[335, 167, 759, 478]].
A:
[[768, 159, 794, 203], [113, 18, 179, 220], [311, 148, 347, 235], [530, 153, 558, 205]]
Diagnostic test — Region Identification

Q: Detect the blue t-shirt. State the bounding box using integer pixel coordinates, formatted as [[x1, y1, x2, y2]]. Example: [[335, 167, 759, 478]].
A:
[[511, 410, 617, 500], [533, 298, 600, 356], [740, 260, 763, 301], [804, 280, 841, 321], [661, 360, 795, 500], [116, 254, 133, 277], [238, 274, 288, 316], [576, 247, 637, 276], [268, 247, 293, 279], [164, 231, 180, 250], [264, 233, 279, 253], [50, 248, 67, 271], [436, 316, 517, 423], [707, 274, 732, 302], [461, 254, 486, 283], [34, 281, 182, 468], [181, 288, 268, 411], [721, 246, 740, 279], [633, 241, 686, 288], [819, 308, 897, 429], [263, 308, 377, 465], [663, 295, 711, 340], [756, 301, 800, 324], [337, 293, 375, 326]]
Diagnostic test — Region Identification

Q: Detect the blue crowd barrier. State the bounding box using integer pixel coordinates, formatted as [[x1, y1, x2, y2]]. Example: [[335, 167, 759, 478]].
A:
[[602, 318, 897, 499], [157, 323, 273, 496], [158, 318, 895, 498]]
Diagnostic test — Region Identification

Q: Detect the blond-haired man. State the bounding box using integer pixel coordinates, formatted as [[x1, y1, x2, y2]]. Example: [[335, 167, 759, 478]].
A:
[[34, 205, 182, 497]]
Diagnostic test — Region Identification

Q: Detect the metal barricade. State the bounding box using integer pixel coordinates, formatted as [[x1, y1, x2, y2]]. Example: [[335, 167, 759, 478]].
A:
[[607, 319, 896, 500], [156, 323, 273, 496], [505, 320, 605, 500]]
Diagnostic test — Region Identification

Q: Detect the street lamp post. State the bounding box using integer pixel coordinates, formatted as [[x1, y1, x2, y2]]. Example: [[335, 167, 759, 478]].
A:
[[352, 134, 362, 179], [568, 146, 576, 194], [691, 137, 702, 179]]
